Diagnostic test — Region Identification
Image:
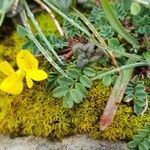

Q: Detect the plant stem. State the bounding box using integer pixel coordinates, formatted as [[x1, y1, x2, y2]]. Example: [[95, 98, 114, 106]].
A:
[[43, 0, 143, 61], [0, 11, 5, 26], [89, 37, 143, 61], [101, 0, 138, 46], [33, 0, 64, 36], [100, 59, 136, 130], [74, 9, 107, 47], [41, 1, 146, 78], [42, 0, 92, 37], [134, 0, 150, 5], [74, 8, 118, 67], [23, 0, 64, 65], [12, 0, 19, 15], [20, 10, 67, 77], [92, 61, 148, 81]]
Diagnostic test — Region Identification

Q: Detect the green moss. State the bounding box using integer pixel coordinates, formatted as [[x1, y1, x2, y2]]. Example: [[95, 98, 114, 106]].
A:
[[0, 82, 110, 139], [0, 11, 150, 142], [0, 31, 23, 66], [30, 11, 59, 35], [0, 11, 59, 64], [102, 105, 150, 141], [0, 79, 149, 141]]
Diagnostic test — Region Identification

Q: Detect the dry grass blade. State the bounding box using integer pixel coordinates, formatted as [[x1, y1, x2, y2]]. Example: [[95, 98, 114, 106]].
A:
[[33, 0, 64, 36]]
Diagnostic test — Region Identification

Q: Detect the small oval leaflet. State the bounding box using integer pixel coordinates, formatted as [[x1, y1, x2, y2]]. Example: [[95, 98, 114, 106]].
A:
[[79, 75, 92, 88], [53, 86, 69, 98], [75, 83, 87, 98], [83, 67, 96, 77], [130, 2, 141, 16], [70, 89, 83, 103], [17, 26, 28, 37], [66, 68, 80, 79], [63, 91, 74, 108], [102, 75, 112, 86], [58, 76, 74, 86]]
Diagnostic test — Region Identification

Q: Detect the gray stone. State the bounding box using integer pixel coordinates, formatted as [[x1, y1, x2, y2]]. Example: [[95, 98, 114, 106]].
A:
[[0, 135, 128, 150]]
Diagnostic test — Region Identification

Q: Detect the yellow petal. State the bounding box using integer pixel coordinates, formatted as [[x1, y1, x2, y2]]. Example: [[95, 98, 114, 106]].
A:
[[26, 73, 33, 88], [0, 61, 15, 76], [16, 69, 25, 80], [0, 74, 23, 95], [16, 50, 38, 72], [28, 69, 48, 81]]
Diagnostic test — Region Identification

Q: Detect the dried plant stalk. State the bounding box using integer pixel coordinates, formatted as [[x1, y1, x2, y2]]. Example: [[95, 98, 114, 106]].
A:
[[33, 0, 64, 36], [12, 0, 20, 15], [100, 59, 135, 130]]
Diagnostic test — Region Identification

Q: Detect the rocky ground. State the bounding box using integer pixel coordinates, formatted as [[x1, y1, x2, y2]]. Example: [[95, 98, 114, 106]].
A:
[[0, 134, 128, 150]]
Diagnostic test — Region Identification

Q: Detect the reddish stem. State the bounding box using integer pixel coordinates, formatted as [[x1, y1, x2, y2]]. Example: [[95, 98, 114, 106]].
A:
[[63, 50, 74, 60], [100, 59, 135, 130], [95, 0, 100, 6]]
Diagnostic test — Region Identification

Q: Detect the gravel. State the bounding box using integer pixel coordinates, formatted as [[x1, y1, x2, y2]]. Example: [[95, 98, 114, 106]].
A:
[[0, 134, 128, 150]]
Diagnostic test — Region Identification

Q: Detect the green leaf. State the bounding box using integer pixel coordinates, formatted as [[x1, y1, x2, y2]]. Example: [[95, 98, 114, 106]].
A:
[[108, 38, 119, 47], [70, 89, 83, 103], [83, 67, 96, 77], [134, 104, 143, 114], [101, 0, 138, 46], [130, 2, 141, 16], [135, 80, 144, 85], [128, 141, 138, 149], [133, 135, 143, 143], [124, 94, 133, 102], [47, 72, 58, 90], [17, 26, 28, 37], [135, 99, 145, 107], [0, 0, 16, 26], [125, 89, 134, 95], [143, 51, 150, 66], [128, 124, 150, 150], [136, 92, 146, 100], [75, 83, 87, 98], [135, 85, 145, 93], [108, 38, 125, 58], [145, 124, 150, 130], [128, 81, 135, 87], [100, 25, 115, 38], [102, 75, 112, 86], [66, 68, 80, 79], [111, 74, 118, 85], [59, 0, 72, 10], [58, 76, 74, 86], [79, 75, 93, 88], [53, 86, 69, 97], [122, 0, 132, 11], [138, 129, 148, 137], [138, 143, 148, 150], [126, 86, 134, 90], [143, 138, 150, 147], [63, 92, 74, 108]]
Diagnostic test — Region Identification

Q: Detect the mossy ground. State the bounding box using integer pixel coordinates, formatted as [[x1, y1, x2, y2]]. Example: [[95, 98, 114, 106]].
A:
[[0, 81, 150, 141], [0, 12, 150, 142]]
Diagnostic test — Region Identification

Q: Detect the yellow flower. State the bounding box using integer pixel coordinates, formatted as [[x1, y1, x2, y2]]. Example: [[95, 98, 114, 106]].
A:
[[0, 61, 25, 95], [0, 50, 48, 95], [16, 50, 48, 88]]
